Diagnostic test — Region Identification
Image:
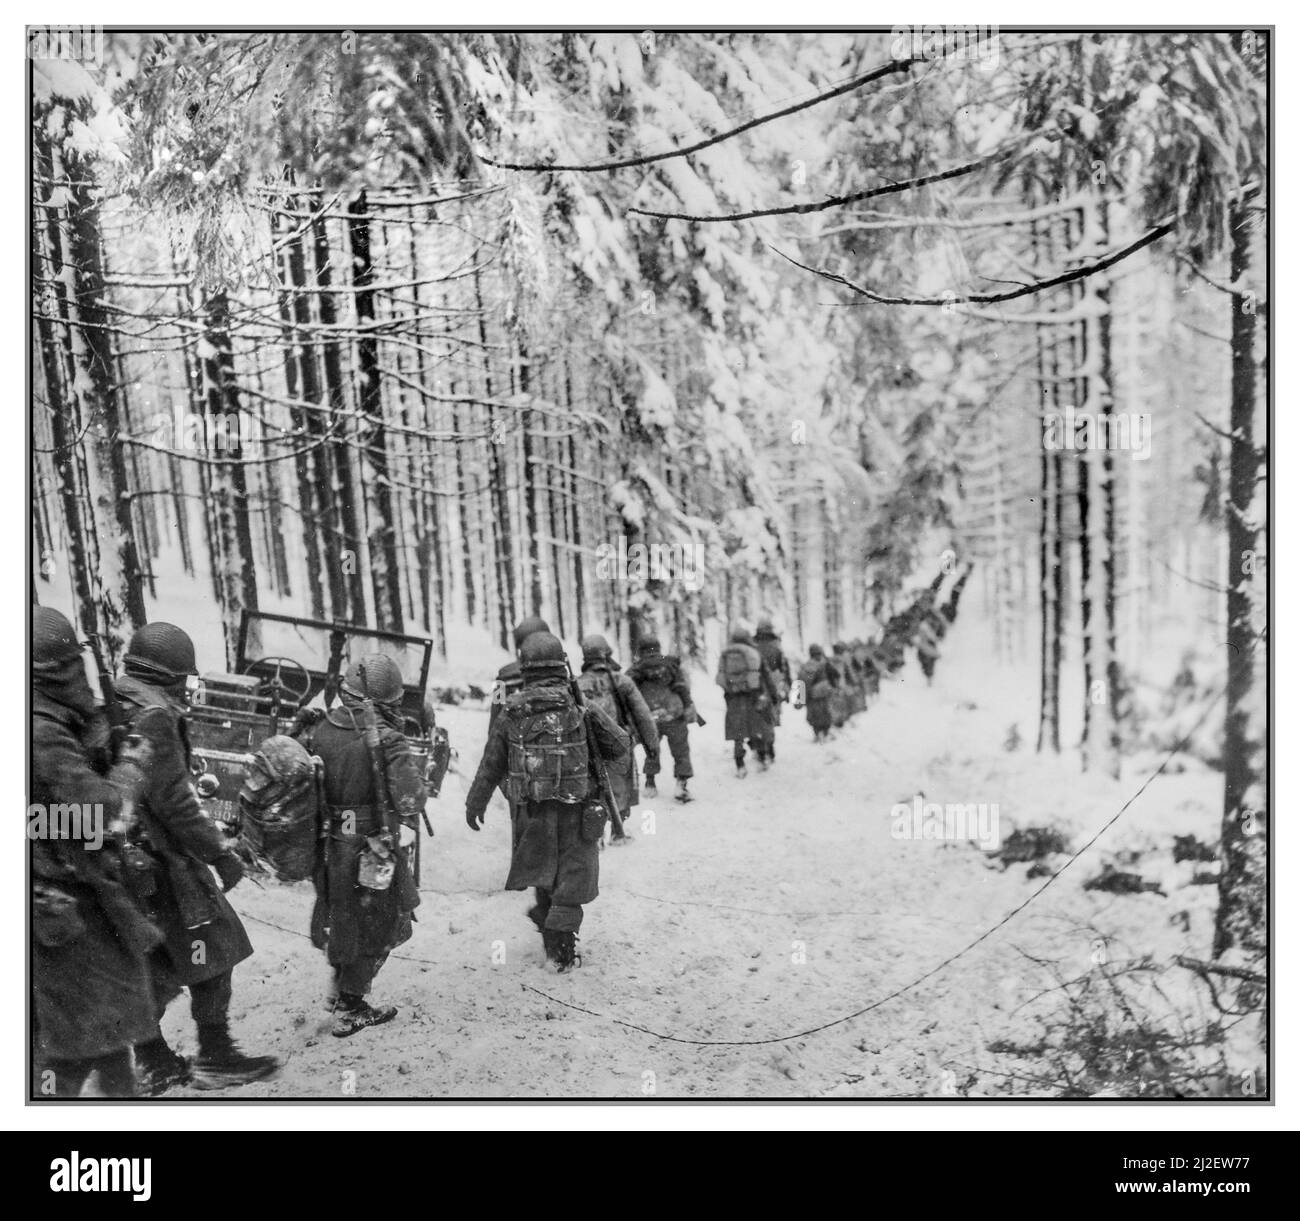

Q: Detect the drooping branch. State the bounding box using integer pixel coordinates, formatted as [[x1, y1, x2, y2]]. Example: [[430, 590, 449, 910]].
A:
[[771, 218, 1175, 306], [482, 56, 919, 173], [631, 142, 1019, 224]]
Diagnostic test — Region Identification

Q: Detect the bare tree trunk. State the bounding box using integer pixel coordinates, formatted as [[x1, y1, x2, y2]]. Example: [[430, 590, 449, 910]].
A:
[[32, 165, 118, 673], [63, 143, 148, 632], [516, 341, 544, 617], [564, 360, 586, 642], [348, 191, 403, 630], [249, 345, 292, 598], [407, 220, 447, 655], [1215, 199, 1266, 961], [1034, 217, 1062, 754], [1098, 198, 1122, 777], [199, 291, 260, 668], [313, 198, 368, 622], [474, 266, 515, 646], [277, 201, 328, 618], [177, 275, 225, 610]]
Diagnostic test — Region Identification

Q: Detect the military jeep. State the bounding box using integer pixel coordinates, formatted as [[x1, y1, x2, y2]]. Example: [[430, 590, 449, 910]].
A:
[[186, 611, 449, 874]]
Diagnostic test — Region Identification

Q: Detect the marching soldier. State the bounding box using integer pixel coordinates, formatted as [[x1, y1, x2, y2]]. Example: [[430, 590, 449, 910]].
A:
[[489, 616, 551, 732], [829, 642, 857, 728], [627, 634, 698, 804], [716, 622, 779, 776], [31, 608, 162, 1098], [752, 616, 792, 740], [297, 655, 426, 1037], [465, 632, 628, 970], [576, 634, 660, 843], [115, 622, 277, 1092], [797, 644, 838, 743]]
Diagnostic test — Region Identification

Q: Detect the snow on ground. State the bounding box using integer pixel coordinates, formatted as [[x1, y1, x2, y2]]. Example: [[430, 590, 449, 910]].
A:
[[156, 612, 1227, 1100]]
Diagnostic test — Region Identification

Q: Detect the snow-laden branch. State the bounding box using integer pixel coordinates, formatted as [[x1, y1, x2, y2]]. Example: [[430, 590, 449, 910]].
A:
[[630, 141, 1023, 225], [482, 56, 920, 173]]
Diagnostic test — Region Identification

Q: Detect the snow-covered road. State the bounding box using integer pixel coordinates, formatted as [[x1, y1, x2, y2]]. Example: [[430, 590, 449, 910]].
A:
[[165, 625, 1224, 1099]]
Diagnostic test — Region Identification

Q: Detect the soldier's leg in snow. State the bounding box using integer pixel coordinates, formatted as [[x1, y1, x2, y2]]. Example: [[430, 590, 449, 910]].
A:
[[644, 736, 662, 786], [544, 902, 583, 932], [664, 719, 693, 779], [546, 808, 599, 932], [191, 969, 279, 1076], [148, 950, 183, 1025], [336, 955, 387, 997], [734, 740, 746, 768], [528, 887, 552, 932], [133, 951, 188, 1080], [189, 968, 234, 1027]]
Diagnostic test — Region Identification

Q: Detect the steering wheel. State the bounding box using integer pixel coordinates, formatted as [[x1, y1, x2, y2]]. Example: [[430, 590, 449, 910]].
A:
[[240, 655, 313, 706]]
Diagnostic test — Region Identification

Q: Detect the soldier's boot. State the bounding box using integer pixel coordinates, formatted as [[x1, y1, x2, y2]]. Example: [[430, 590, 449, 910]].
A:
[[674, 778, 692, 804], [133, 1037, 191, 1097], [552, 931, 582, 973], [192, 1022, 279, 1086], [644, 777, 658, 798], [331, 994, 398, 1039]]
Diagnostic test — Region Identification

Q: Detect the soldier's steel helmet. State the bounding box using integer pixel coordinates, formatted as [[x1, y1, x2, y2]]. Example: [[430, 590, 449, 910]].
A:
[[520, 631, 568, 676], [125, 622, 198, 682], [33, 606, 83, 673], [513, 615, 551, 650], [755, 615, 775, 635], [581, 633, 612, 662], [341, 654, 405, 703], [637, 635, 662, 656]]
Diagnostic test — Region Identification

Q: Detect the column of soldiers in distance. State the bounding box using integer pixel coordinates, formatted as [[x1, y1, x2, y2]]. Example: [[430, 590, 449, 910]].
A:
[[797, 564, 974, 742]]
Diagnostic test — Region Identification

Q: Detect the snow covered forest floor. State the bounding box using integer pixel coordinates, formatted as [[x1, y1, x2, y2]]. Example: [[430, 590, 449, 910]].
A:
[[154, 612, 1235, 1100]]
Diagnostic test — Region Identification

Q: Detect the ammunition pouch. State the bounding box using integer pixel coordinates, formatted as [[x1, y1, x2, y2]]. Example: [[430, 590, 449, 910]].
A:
[[581, 797, 608, 844]]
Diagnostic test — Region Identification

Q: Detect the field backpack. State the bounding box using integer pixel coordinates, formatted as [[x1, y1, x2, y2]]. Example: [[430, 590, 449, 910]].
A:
[[719, 645, 760, 696], [504, 687, 590, 805], [799, 659, 832, 702], [634, 658, 685, 724], [238, 734, 323, 882], [578, 666, 624, 729]]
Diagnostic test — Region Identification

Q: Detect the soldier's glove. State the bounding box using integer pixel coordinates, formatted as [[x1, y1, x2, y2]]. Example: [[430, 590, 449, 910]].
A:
[[465, 807, 483, 832], [213, 852, 244, 892], [398, 824, 416, 849]]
